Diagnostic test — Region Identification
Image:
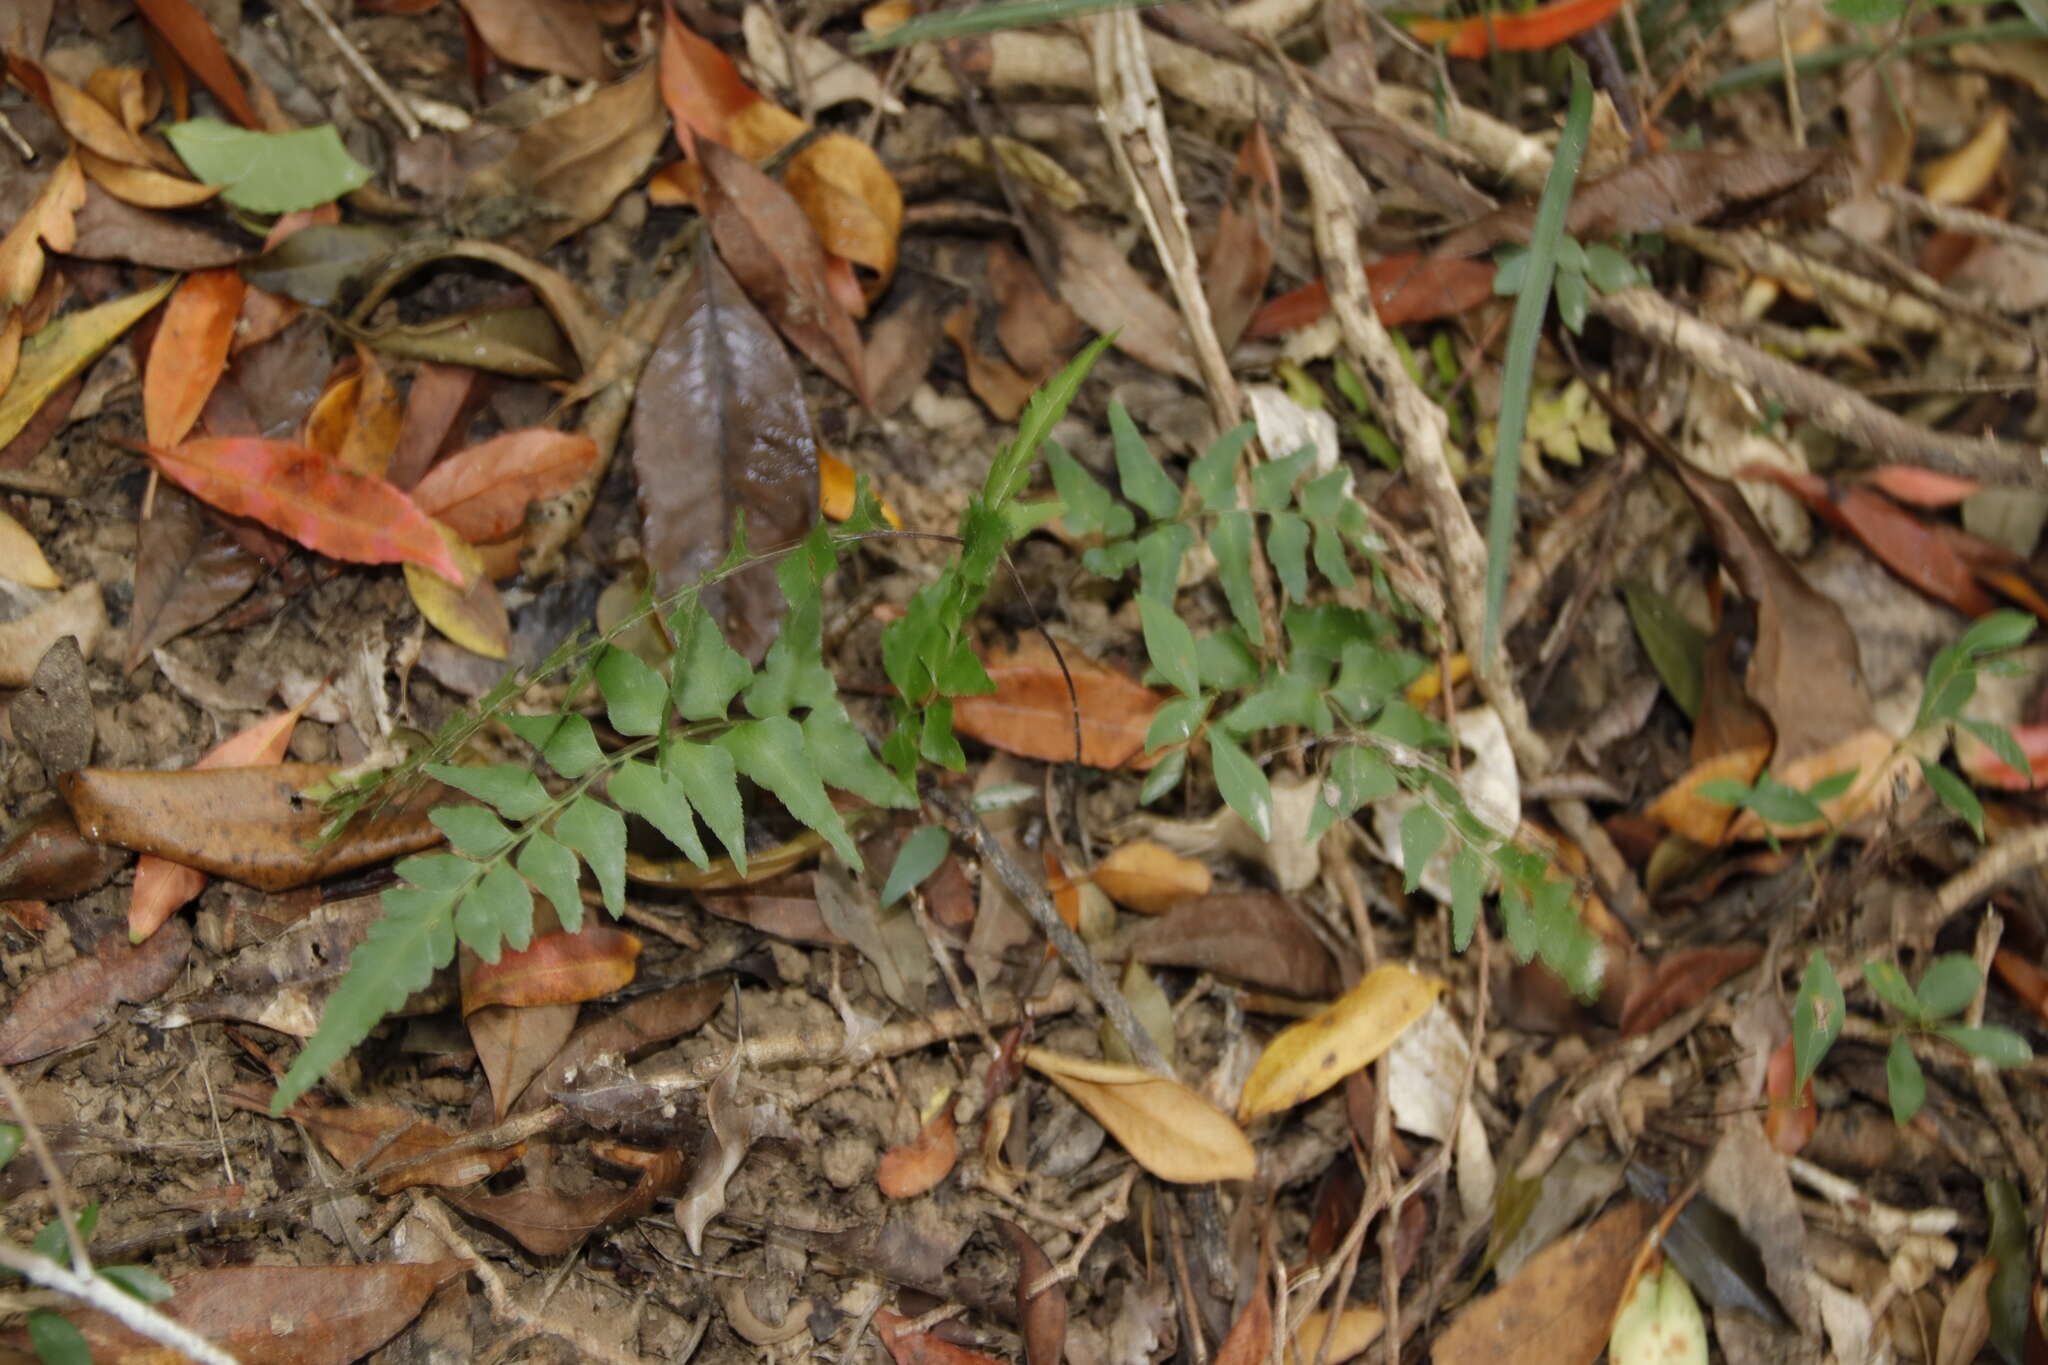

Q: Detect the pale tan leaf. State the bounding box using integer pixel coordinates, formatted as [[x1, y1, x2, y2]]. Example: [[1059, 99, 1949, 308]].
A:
[[1090, 839, 1210, 915], [1238, 962, 1444, 1121], [0, 508, 60, 589], [1022, 1046, 1254, 1183]]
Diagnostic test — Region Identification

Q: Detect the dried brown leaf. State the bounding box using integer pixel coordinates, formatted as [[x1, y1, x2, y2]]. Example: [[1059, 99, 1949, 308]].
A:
[[996, 1217, 1066, 1365], [1129, 891, 1342, 997], [1433, 1201, 1655, 1365], [124, 486, 263, 672], [454, 0, 607, 79], [951, 635, 1166, 770], [0, 919, 189, 1064], [877, 1103, 960, 1198]]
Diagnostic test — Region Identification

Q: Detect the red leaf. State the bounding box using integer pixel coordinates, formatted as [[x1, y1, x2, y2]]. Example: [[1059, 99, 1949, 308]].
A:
[[1244, 255, 1498, 339], [876, 1103, 959, 1198], [1763, 1034, 1816, 1155], [143, 437, 468, 585], [1617, 945, 1762, 1037], [131, 0, 259, 127], [873, 1309, 1008, 1365], [1865, 464, 1982, 508], [410, 428, 599, 543], [144, 268, 244, 448], [1404, 0, 1626, 57], [461, 924, 642, 1012], [1992, 948, 2048, 1025], [659, 4, 798, 161]]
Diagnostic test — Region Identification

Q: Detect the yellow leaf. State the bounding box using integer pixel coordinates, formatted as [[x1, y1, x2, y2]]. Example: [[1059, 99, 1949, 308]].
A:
[[0, 508, 60, 590], [1091, 839, 1210, 915], [819, 449, 900, 527], [1022, 1046, 1255, 1183], [0, 277, 178, 450], [406, 522, 509, 659], [1293, 1306, 1386, 1364], [1609, 1264, 1708, 1365], [1923, 107, 2010, 206], [1238, 963, 1444, 1121]]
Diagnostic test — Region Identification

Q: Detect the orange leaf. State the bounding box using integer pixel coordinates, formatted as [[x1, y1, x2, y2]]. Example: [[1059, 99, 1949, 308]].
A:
[[874, 1309, 1009, 1365], [461, 924, 642, 1012], [819, 449, 900, 526], [1091, 840, 1211, 915], [302, 345, 403, 477], [659, 5, 802, 162], [1404, 0, 1626, 57], [876, 1101, 959, 1198], [143, 268, 244, 449], [1763, 1035, 1816, 1154], [76, 147, 221, 208], [0, 150, 84, 309], [1617, 944, 1761, 1037], [226, 1085, 524, 1192], [786, 133, 903, 297], [132, 0, 260, 127], [4, 56, 160, 168], [143, 437, 469, 585], [952, 636, 1167, 770], [127, 693, 317, 942], [1865, 464, 1981, 508], [1992, 948, 2048, 1024], [409, 428, 599, 543], [1243, 255, 1498, 340]]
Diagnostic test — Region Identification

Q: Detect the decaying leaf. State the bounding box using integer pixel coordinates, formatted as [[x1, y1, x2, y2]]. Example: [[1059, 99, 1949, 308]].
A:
[[0, 581, 107, 688], [951, 635, 1166, 769], [454, 0, 607, 80], [453, 1145, 684, 1256], [1089, 839, 1210, 914], [1021, 1046, 1255, 1183], [0, 148, 83, 310], [0, 919, 190, 1064], [1433, 1201, 1655, 1365], [410, 429, 599, 544], [124, 486, 263, 671], [876, 1100, 959, 1198], [461, 923, 642, 1012], [997, 1217, 1067, 1365], [676, 1041, 783, 1252], [1293, 1306, 1387, 1364], [226, 1086, 523, 1193], [13, 635, 92, 774], [0, 798, 127, 903], [0, 277, 176, 451], [468, 997, 579, 1122], [1129, 891, 1341, 997], [1238, 963, 1444, 1121], [405, 523, 509, 659], [874, 1308, 1009, 1365], [630, 242, 818, 661], [1204, 122, 1279, 352], [59, 763, 446, 891]]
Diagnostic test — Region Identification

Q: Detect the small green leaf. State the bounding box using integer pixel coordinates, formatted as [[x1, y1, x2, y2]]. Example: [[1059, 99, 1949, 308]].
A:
[[721, 716, 860, 867], [1249, 447, 1316, 513], [1210, 510, 1262, 640], [986, 333, 1114, 507], [805, 707, 918, 809], [97, 1264, 173, 1304], [919, 699, 967, 770], [1449, 843, 1485, 950], [882, 826, 950, 907], [1621, 580, 1705, 721], [1138, 595, 1202, 699], [1221, 673, 1327, 738], [1695, 778, 1755, 809], [1306, 744, 1399, 841], [1793, 949, 1844, 1093], [1188, 423, 1253, 511], [1804, 769, 1858, 803], [1826, 0, 1904, 23], [1553, 265, 1589, 334], [430, 806, 514, 859], [671, 601, 754, 721], [1937, 1023, 2033, 1067], [1957, 718, 2031, 785], [1921, 759, 1985, 840], [1860, 960, 1922, 1021], [517, 832, 585, 933], [0, 1123, 19, 1172], [1135, 522, 1193, 603], [504, 713, 603, 779], [1209, 733, 1272, 840], [454, 860, 533, 961], [1958, 608, 2036, 656], [1583, 242, 1640, 293], [664, 741, 747, 874], [1399, 804, 1448, 894], [1145, 694, 1209, 752], [1109, 400, 1182, 519], [1742, 777, 1825, 828], [425, 763, 550, 822], [27, 1310, 89, 1365], [163, 118, 370, 213], [555, 795, 627, 919], [1915, 953, 1982, 1020], [595, 645, 668, 737], [612, 759, 709, 868], [1045, 441, 1133, 539], [1196, 629, 1260, 691], [1139, 746, 1186, 804], [31, 1206, 98, 1265], [1886, 1034, 1925, 1124], [1266, 511, 1310, 603]]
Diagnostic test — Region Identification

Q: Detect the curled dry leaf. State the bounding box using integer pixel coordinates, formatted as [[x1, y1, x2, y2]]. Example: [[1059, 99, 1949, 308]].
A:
[[225, 1085, 523, 1193], [1021, 1046, 1255, 1183], [460, 923, 642, 1012], [0, 149, 83, 309], [468, 999, 578, 1122], [143, 437, 468, 585], [1090, 839, 1210, 914], [876, 1100, 959, 1198], [131, 0, 260, 128], [785, 132, 904, 300], [0, 581, 106, 688], [129, 695, 315, 943], [0, 509, 60, 590], [59, 763, 446, 892], [410, 429, 599, 543], [951, 635, 1167, 770], [143, 268, 244, 449], [452, 1145, 684, 1256], [303, 345, 403, 478], [676, 1043, 780, 1253], [1238, 962, 1444, 1121], [0, 919, 190, 1064], [1212, 1275, 1271, 1365], [124, 486, 263, 671], [25, 1260, 469, 1365], [1433, 1201, 1656, 1365], [659, 3, 805, 165]]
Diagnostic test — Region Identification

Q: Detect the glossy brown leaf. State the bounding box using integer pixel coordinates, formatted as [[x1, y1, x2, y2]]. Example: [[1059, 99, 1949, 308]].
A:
[[951, 635, 1167, 770], [876, 1102, 959, 1198], [459, 65, 667, 253], [1433, 1201, 1655, 1365], [462, 923, 641, 1012], [469, 999, 578, 1121], [699, 139, 869, 403], [0, 798, 127, 903], [410, 428, 599, 544], [453, 0, 606, 80], [1130, 891, 1342, 997], [1618, 945, 1761, 1037], [387, 362, 482, 490], [450, 1145, 682, 1256], [0, 919, 189, 1064], [124, 485, 262, 671], [1204, 122, 1279, 352], [58, 763, 446, 892], [996, 1217, 1066, 1365], [37, 1261, 469, 1365], [630, 241, 818, 661], [225, 1086, 523, 1192], [131, 0, 258, 127], [142, 267, 243, 449]]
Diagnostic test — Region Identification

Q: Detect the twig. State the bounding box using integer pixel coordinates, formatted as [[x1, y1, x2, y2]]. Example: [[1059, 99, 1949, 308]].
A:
[[1024, 1168, 1138, 1295], [409, 1194, 657, 1365], [287, 0, 423, 140], [0, 1067, 91, 1275], [1878, 183, 2048, 257], [1967, 914, 2046, 1207], [1913, 822, 2048, 941], [1280, 99, 1550, 775], [0, 1240, 239, 1365]]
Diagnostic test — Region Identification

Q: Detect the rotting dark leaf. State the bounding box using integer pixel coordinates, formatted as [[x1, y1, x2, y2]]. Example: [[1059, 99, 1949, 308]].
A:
[[125, 485, 263, 672], [1204, 121, 1280, 353], [1618, 944, 1762, 1036], [696, 873, 848, 944], [1624, 1163, 1793, 1329], [58, 764, 448, 892], [451, 1145, 684, 1257], [469, 997, 579, 1121], [0, 798, 128, 902], [1129, 892, 1341, 997], [1436, 147, 1847, 257], [630, 241, 819, 662], [240, 223, 405, 310], [0, 919, 190, 1064], [995, 1218, 1067, 1365], [514, 977, 727, 1118], [349, 306, 576, 381], [698, 139, 870, 404], [13, 635, 93, 775]]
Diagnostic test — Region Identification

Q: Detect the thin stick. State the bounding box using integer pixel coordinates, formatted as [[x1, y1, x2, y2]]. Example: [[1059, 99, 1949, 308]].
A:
[[0, 1240, 239, 1365], [288, 0, 423, 140], [1879, 183, 2048, 257]]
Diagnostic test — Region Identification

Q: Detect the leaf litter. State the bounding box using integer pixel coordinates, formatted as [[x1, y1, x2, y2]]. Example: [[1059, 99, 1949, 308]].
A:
[[0, 0, 2045, 1360]]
